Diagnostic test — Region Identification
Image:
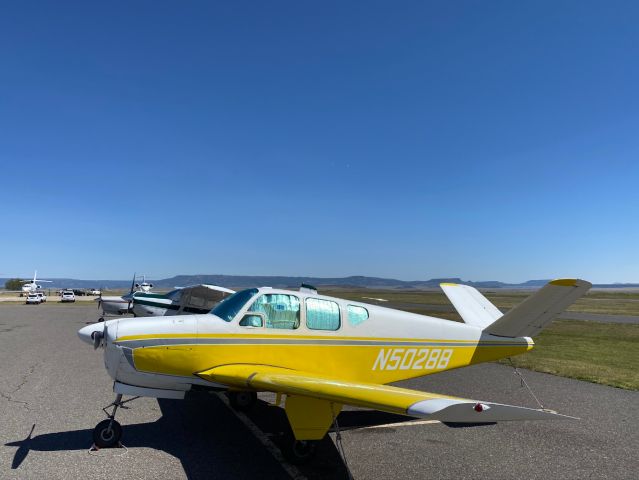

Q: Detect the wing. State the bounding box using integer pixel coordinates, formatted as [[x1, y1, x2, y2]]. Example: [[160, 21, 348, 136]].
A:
[[177, 284, 236, 312], [182, 284, 235, 297], [196, 364, 572, 423]]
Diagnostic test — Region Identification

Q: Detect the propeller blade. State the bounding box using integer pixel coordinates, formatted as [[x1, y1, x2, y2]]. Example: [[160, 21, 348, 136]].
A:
[[130, 272, 136, 295]]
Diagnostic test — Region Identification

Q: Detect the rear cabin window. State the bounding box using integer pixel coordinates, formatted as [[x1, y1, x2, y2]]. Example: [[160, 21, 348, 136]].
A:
[[347, 305, 369, 326], [306, 298, 340, 331], [249, 294, 300, 329]]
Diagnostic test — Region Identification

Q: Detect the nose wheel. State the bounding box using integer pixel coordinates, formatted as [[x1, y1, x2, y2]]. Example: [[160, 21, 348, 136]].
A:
[[92, 393, 139, 448], [93, 419, 122, 448]]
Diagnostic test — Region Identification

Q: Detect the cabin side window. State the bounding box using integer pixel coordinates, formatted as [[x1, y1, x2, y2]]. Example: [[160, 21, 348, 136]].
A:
[[347, 305, 369, 326], [249, 294, 300, 329], [306, 298, 340, 331]]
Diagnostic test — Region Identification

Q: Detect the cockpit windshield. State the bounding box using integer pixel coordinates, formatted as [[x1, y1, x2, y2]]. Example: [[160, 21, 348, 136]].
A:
[[210, 288, 258, 322]]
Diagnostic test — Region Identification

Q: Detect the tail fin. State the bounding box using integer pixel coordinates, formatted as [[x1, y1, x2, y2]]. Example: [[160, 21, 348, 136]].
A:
[[441, 279, 591, 337], [440, 283, 503, 329], [485, 279, 591, 337]]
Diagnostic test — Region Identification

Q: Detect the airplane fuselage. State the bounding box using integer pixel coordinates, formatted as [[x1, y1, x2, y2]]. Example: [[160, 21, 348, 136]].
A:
[[81, 288, 532, 397], [22, 283, 41, 293]]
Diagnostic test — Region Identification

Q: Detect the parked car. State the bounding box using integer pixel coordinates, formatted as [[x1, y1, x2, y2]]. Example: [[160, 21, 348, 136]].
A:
[[89, 289, 101, 295], [26, 293, 41, 304], [36, 292, 47, 303], [60, 291, 76, 303]]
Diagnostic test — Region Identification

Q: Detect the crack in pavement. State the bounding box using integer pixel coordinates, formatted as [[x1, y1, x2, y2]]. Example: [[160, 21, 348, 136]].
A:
[[0, 363, 39, 410]]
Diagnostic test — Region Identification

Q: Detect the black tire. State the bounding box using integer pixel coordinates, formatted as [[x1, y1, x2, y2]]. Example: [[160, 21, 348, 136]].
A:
[[98, 317, 105, 322], [280, 434, 318, 465], [93, 419, 122, 448], [228, 391, 257, 411]]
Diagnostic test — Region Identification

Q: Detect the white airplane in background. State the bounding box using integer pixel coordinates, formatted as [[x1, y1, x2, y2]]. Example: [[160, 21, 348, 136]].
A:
[[131, 284, 235, 317], [97, 274, 146, 319], [79, 278, 591, 463], [21, 271, 52, 295], [135, 275, 153, 292], [98, 274, 233, 320]]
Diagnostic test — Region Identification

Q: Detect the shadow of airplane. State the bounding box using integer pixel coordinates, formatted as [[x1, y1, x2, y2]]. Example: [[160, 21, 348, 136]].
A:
[[9, 423, 35, 469], [6, 391, 420, 479]]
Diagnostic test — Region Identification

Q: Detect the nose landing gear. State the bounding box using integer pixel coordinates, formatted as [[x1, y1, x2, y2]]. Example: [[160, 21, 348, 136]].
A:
[[93, 418, 122, 448], [92, 393, 139, 448]]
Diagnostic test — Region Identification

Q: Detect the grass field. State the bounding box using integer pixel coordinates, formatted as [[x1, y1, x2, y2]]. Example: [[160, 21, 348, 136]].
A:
[[503, 320, 638, 390]]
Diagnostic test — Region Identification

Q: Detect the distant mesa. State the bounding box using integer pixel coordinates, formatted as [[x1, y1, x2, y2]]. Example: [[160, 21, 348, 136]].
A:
[[2, 274, 637, 290]]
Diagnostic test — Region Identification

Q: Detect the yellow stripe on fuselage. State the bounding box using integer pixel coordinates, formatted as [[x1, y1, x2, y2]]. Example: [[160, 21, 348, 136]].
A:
[[125, 334, 533, 385]]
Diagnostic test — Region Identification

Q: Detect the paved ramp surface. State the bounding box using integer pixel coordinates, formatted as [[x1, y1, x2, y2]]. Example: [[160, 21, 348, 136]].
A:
[[0, 305, 637, 479]]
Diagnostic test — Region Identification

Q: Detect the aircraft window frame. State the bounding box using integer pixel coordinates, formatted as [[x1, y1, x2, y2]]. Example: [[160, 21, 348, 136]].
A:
[[210, 288, 259, 322], [347, 305, 369, 326], [305, 297, 341, 331], [248, 293, 301, 330]]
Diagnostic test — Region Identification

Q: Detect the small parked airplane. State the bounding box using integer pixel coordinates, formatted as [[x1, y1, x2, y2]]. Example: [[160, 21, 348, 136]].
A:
[[97, 274, 158, 319], [79, 279, 590, 462], [97, 274, 234, 320], [131, 284, 235, 317], [21, 271, 52, 295], [97, 274, 141, 319]]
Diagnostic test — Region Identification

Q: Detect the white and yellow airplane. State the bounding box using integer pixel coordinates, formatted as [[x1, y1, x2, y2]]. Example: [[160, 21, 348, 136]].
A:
[[78, 279, 590, 462]]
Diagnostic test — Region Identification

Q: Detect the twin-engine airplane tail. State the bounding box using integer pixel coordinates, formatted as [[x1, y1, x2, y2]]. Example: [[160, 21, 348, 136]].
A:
[[441, 279, 592, 337]]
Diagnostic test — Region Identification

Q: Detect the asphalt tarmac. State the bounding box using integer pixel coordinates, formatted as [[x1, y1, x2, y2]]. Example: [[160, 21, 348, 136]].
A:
[[0, 304, 637, 479]]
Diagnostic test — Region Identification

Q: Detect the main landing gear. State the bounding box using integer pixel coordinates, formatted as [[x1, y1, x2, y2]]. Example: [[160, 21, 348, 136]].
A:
[[279, 433, 319, 465], [93, 394, 138, 448], [225, 390, 318, 464], [227, 391, 257, 412]]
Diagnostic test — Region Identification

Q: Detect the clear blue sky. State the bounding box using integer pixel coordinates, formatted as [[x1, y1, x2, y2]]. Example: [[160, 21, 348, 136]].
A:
[[1, 1, 638, 283]]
